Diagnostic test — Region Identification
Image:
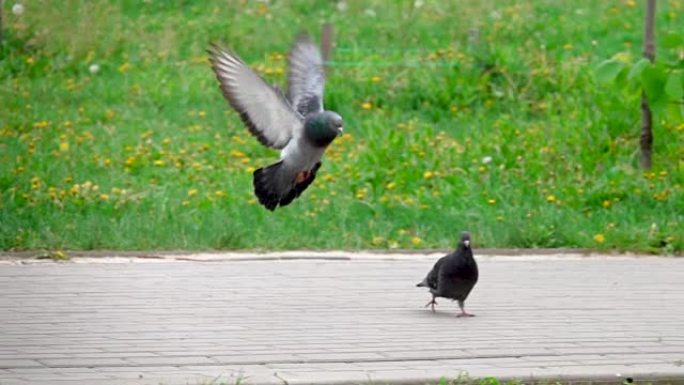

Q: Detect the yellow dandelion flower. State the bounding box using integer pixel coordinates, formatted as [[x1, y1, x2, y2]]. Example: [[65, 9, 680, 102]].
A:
[[602, 200, 611, 208], [563, 43, 573, 50], [411, 236, 423, 246], [361, 102, 373, 110], [69, 184, 80, 196], [215, 190, 226, 198], [593, 233, 605, 243], [30, 176, 41, 190], [198, 110, 207, 118], [423, 171, 434, 180], [246, 166, 256, 173], [355, 188, 367, 200], [488, 198, 496, 205], [371, 236, 385, 246], [386, 181, 397, 190], [103, 158, 112, 166], [230, 149, 247, 158], [33, 121, 49, 129], [99, 194, 110, 201], [59, 141, 70, 152], [153, 160, 165, 167], [26, 57, 35, 65], [187, 188, 198, 197], [370, 76, 382, 83], [546, 194, 556, 203], [118, 62, 130, 73]]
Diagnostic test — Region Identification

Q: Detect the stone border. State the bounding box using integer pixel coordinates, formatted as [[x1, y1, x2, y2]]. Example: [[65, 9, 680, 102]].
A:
[[0, 249, 674, 264], [309, 373, 684, 385]]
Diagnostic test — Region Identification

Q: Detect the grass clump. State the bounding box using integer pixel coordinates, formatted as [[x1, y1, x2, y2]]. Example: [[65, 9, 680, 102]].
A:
[[1, 1, 682, 252]]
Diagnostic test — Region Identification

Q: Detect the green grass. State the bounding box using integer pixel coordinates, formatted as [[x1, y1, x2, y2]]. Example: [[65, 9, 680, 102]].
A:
[[1, 0, 682, 253]]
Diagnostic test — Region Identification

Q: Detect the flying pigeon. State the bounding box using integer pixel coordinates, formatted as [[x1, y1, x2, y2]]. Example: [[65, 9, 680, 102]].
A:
[[417, 231, 479, 317], [208, 34, 343, 211]]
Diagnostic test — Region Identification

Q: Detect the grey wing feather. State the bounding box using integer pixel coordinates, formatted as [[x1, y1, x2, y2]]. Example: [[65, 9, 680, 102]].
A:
[[208, 44, 303, 150], [287, 34, 325, 117], [423, 256, 447, 290]]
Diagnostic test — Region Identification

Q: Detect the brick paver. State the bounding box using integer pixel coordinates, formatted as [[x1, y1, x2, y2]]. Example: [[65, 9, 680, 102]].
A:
[[1, 254, 683, 384]]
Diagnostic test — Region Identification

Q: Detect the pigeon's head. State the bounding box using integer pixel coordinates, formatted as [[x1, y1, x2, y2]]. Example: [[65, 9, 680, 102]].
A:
[[459, 231, 471, 249], [304, 111, 343, 147]]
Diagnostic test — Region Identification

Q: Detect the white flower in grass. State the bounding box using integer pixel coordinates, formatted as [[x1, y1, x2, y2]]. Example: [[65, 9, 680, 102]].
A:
[[12, 3, 25, 15], [336, 1, 348, 12], [89, 64, 100, 74], [414, 0, 424, 8], [481, 156, 493, 165]]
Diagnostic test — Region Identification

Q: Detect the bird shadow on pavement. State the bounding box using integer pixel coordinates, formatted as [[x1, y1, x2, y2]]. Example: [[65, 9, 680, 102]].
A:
[[407, 308, 479, 319]]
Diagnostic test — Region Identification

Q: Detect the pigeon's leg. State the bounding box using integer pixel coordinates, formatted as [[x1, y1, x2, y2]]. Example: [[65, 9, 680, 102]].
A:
[[424, 295, 438, 312], [295, 171, 311, 183], [456, 300, 475, 317]]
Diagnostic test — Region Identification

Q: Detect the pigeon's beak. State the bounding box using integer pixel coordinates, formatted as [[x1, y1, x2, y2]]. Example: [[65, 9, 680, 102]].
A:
[[464, 240, 470, 248], [337, 125, 344, 135]]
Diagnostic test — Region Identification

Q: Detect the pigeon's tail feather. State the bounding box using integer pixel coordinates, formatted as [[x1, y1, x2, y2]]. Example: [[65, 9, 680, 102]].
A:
[[253, 161, 295, 211], [279, 162, 320, 207]]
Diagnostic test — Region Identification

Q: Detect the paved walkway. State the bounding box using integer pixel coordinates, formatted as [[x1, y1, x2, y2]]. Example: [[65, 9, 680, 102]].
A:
[[1, 253, 683, 385]]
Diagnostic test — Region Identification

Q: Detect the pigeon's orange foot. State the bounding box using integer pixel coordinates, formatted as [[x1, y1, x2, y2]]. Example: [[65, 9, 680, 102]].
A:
[[424, 299, 438, 313]]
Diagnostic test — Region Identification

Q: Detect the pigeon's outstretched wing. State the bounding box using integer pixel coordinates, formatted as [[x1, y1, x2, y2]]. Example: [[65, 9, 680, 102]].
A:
[[208, 44, 303, 149], [287, 34, 325, 117]]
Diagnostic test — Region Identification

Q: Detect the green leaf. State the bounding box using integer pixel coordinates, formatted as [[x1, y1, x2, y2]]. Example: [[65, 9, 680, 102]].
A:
[[666, 103, 684, 122], [665, 72, 683, 100], [641, 64, 668, 101], [595, 59, 624, 85], [628, 58, 650, 82], [662, 32, 684, 49]]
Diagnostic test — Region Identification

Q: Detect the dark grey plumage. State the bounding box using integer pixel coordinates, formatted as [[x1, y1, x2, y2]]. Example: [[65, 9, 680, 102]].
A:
[[417, 231, 479, 317], [208, 33, 343, 211]]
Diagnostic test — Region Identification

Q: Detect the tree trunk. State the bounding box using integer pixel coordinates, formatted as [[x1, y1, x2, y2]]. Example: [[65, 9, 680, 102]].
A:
[[640, 0, 656, 169]]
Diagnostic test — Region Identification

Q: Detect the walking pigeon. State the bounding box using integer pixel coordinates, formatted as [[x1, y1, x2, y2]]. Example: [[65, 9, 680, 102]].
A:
[[208, 34, 343, 211], [416, 231, 479, 317]]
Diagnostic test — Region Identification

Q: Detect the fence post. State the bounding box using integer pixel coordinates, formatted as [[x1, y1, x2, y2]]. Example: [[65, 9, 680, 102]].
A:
[[0, 0, 5, 44], [321, 23, 333, 74]]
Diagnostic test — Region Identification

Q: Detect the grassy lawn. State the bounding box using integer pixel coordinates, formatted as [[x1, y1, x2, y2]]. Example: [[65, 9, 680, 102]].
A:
[[1, 0, 682, 253]]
